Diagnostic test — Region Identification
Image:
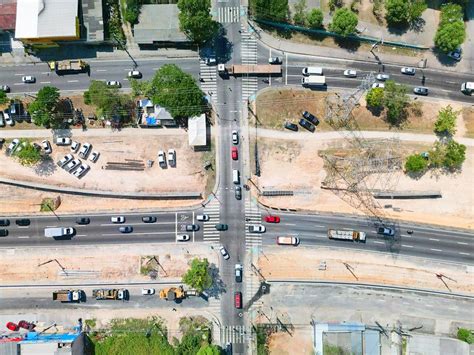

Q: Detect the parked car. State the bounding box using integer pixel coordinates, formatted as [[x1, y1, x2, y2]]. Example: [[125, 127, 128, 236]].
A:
[[231, 147, 238, 160], [343, 69, 357, 78], [168, 149, 176, 166], [78, 143, 92, 159], [41, 140, 52, 154], [106, 80, 121, 88], [55, 137, 71, 146], [65, 158, 81, 172], [32, 143, 42, 151], [57, 154, 73, 168], [22, 76, 36, 83], [71, 141, 80, 152], [215, 224, 228, 231], [284, 121, 298, 131], [196, 214, 209, 221], [76, 217, 90, 225], [128, 70, 142, 79], [249, 225, 266, 233], [177, 234, 190, 242], [72, 164, 90, 178], [0, 229, 9, 237], [111, 216, 125, 223], [299, 118, 315, 132], [119, 226, 133, 233], [4, 113, 14, 126], [235, 186, 242, 200], [8, 139, 21, 155], [372, 83, 385, 89], [141, 288, 155, 295], [89, 151, 100, 163], [232, 130, 239, 145], [18, 320, 36, 331], [413, 87, 429, 96], [185, 224, 199, 232], [15, 218, 31, 226], [302, 111, 319, 126], [0, 112, 5, 127], [376, 73, 390, 81], [0, 219, 10, 226], [219, 246, 230, 260], [447, 47, 462, 61], [268, 57, 282, 64], [158, 150, 166, 167], [264, 215, 280, 223], [206, 57, 217, 66], [234, 291, 242, 309], [142, 216, 157, 223], [0, 85, 10, 93], [235, 264, 243, 283], [401, 67, 416, 75], [378, 227, 395, 236], [6, 322, 19, 331]]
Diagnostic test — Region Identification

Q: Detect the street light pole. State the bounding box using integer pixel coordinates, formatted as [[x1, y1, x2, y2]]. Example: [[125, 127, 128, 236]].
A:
[[113, 34, 138, 69]]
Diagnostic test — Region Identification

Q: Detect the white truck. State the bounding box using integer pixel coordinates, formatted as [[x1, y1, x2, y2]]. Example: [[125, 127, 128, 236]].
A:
[[461, 82, 473, 95], [44, 227, 75, 238], [328, 229, 366, 242], [302, 76, 326, 87]]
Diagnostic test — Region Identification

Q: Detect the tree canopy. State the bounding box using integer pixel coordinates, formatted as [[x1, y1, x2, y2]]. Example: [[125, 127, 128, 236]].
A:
[[443, 140, 466, 170], [293, 0, 308, 26], [177, 0, 218, 45], [253, 0, 289, 22], [383, 80, 409, 125], [307, 9, 324, 28], [197, 344, 221, 355], [434, 105, 458, 136], [15, 142, 42, 166], [366, 87, 384, 108], [182, 258, 212, 293], [83, 80, 128, 120], [150, 64, 206, 119], [385, 0, 427, 25], [404, 154, 428, 174], [0, 90, 7, 105], [28, 86, 61, 128], [329, 8, 358, 36], [123, 0, 141, 25], [434, 3, 465, 52]]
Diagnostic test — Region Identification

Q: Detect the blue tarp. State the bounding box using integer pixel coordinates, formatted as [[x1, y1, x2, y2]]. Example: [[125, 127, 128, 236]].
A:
[[146, 116, 157, 125]]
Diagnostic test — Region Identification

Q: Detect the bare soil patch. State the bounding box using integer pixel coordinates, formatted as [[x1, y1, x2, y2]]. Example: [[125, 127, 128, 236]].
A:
[[267, 327, 314, 355], [463, 107, 474, 138]]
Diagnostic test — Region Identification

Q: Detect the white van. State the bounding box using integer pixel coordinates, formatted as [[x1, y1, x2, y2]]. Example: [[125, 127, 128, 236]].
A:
[[302, 67, 323, 76], [232, 169, 240, 184], [277, 236, 300, 246]]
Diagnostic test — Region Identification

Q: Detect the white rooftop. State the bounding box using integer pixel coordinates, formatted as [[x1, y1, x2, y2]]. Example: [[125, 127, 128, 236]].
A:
[[188, 114, 207, 146], [15, 0, 78, 39]]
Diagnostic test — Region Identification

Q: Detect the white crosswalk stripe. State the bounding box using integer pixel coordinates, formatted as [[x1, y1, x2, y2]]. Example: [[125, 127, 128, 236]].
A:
[[203, 197, 221, 245], [221, 325, 247, 344], [216, 6, 240, 23], [240, 24, 258, 101], [199, 60, 217, 104]]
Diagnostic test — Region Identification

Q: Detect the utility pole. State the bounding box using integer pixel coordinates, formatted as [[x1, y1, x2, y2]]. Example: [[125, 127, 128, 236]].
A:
[[112, 34, 138, 69]]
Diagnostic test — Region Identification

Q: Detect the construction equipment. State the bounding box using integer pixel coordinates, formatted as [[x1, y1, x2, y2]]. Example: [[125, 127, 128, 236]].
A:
[[218, 64, 281, 77], [159, 286, 200, 301], [52, 290, 84, 302], [49, 60, 89, 74], [92, 289, 128, 300], [327, 229, 366, 242]]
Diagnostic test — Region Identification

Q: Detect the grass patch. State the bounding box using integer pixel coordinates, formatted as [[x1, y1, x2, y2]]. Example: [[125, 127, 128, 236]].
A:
[[40, 197, 59, 212], [462, 107, 474, 138], [201, 137, 216, 197], [256, 325, 270, 355], [85, 318, 97, 329]]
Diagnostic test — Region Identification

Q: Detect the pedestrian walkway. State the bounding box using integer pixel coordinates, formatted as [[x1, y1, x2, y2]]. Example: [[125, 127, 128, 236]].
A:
[[216, 6, 240, 23], [199, 59, 218, 104], [221, 325, 247, 344], [240, 24, 259, 102], [244, 197, 262, 251], [202, 196, 221, 245]]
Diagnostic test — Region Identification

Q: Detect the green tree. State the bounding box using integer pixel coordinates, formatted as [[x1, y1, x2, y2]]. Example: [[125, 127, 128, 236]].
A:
[[151, 64, 206, 119], [383, 80, 409, 125], [197, 344, 221, 355], [443, 139, 466, 170], [0, 90, 7, 105], [385, 0, 410, 24], [307, 8, 324, 28], [408, 0, 427, 22], [15, 142, 42, 166], [329, 8, 358, 36], [253, 0, 288, 22], [404, 154, 428, 174], [28, 86, 61, 128], [428, 141, 445, 168], [83, 80, 125, 119], [434, 3, 465, 53], [457, 328, 474, 344], [293, 0, 307, 26], [123, 0, 141, 25], [366, 87, 384, 108], [328, 0, 344, 11], [434, 105, 458, 136], [182, 258, 212, 293], [178, 0, 218, 45]]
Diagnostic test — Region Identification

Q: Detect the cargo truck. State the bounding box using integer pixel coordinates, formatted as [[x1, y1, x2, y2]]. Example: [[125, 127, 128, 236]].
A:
[[92, 289, 128, 300], [301, 76, 326, 87], [49, 60, 89, 75], [52, 290, 84, 302], [44, 227, 75, 238], [218, 64, 281, 77], [327, 229, 366, 242]]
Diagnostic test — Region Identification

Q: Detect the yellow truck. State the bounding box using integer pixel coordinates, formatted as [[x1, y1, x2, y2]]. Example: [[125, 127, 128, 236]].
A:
[[49, 60, 89, 74]]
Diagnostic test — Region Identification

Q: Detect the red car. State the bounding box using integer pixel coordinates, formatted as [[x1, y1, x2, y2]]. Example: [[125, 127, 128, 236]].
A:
[[265, 215, 280, 223], [231, 147, 238, 160], [234, 291, 242, 309], [6, 322, 19, 331]]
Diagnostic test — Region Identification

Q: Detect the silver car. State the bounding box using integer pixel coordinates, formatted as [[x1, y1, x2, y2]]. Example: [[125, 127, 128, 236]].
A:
[[376, 73, 390, 81]]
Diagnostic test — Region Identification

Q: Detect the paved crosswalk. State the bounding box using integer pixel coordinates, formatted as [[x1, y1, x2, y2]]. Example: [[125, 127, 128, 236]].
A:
[[221, 325, 247, 344], [216, 6, 241, 23], [240, 24, 259, 102], [202, 196, 221, 245], [244, 197, 262, 251], [199, 59, 217, 105]]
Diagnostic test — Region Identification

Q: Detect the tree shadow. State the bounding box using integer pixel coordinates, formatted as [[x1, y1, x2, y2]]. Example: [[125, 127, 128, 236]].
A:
[[205, 263, 226, 300], [203, 24, 233, 64], [334, 37, 361, 53], [386, 22, 410, 36], [34, 156, 57, 176], [367, 106, 384, 117], [409, 17, 426, 33], [432, 48, 460, 68]]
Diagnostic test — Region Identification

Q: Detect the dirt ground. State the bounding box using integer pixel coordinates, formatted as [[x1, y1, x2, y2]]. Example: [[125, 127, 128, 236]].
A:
[[267, 327, 314, 355], [463, 106, 474, 138], [259, 247, 473, 294]]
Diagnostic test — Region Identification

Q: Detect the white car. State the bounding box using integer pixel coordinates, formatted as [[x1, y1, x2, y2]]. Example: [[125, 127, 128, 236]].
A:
[[89, 151, 100, 163], [343, 69, 357, 78], [55, 137, 71, 146], [71, 141, 80, 152], [232, 130, 239, 145], [22, 76, 35, 83], [65, 158, 81, 172], [249, 224, 266, 233], [401, 67, 416, 75], [268, 57, 282, 64], [168, 149, 176, 166], [79, 143, 92, 159], [4, 113, 14, 126], [106, 81, 121, 88], [72, 164, 90, 178], [57, 154, 74, 168], [372, 83, 385, 89], [7, 139, 20, 155], [128, 70, 142, 79], [111, 216, 125, 223], [158, 150, 166, 167], [196, 214, 209, 221], [141, 288, 155, 295], [42, 140, 52, 154], [376, 73, 390, 81], [219, 246, 230, 260], [206, 57, 217, 66], [177, 234, 190, 242]]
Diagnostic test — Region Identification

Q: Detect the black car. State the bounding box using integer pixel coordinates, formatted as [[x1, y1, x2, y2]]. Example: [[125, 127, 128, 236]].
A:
[[284, 122, 298, 131], [142, 216, 157, 223], [299, 118, 315, 132], [186, 224, 200, 232], [215, 224, 228, 231], [235, 186, 242, 200], [302, 111, 320, 126], [0, 229, 8, 237], [76, 217, 90, 225], [0, 219, 10, 227], [15, 219, 30, 226], [0, 85, 10, 93], [413, 87, 429, 96]]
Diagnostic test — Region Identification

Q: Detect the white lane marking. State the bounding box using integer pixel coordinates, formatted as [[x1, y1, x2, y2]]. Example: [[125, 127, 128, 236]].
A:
[[285, 52, 288, 85], [284, 223, 296, 226], [14, 73, 25, 76], [430, 248, 442, 252], [459, 252, 470, 256], [372, 241, 384, 244], [17, 226, 30, 229], [18, 236, 30, 239], [175, 212, 178, 238], [457, 242, 468, 245], [67, 80, 79, 83], [76, 234, 87, 237], [45, 225, 58, 228], [401, 234, 412, 238], [13, 83, 22, 86], [315, 225, 326, 228], [100, 222, 174, 226], [101, 232, 172, 236], [402, 244, 414, 248], [425, 304, 433, 308], [429, 238, 439, 241], [96, 69, 107, 72], [41, 72, 50, 74], [40, 81, 51, 84]]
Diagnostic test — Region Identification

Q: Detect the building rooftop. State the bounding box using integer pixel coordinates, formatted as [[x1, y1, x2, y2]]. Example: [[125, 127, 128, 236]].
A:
[[82, 0, 104, 42], [0, 0, 16, 31], [188, 114, 207, 146]]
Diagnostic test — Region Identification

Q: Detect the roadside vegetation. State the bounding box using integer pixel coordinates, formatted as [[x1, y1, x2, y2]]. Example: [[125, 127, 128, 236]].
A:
[[457, 328, 474, 344], [434, 3, 465, 53], [13, 140, 42, 166], [384, 0, 427, 27], [365, 80, 410, 126], [182, 258, 213, 293], [255, 325, 271, 355], [104, 0, 125, 42], [122, 0, 141, 25], [28, 86, 61, 128], [0, 90, 7, 105], [329, 8, 358, 36], [177, 0, 218, 45]]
